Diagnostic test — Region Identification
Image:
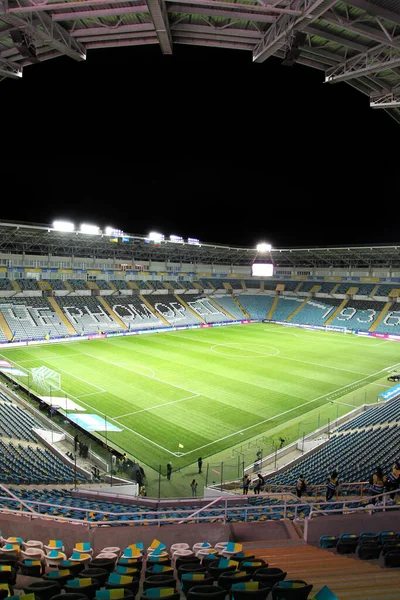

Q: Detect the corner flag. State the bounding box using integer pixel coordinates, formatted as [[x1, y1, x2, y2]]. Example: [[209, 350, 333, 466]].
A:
[[178, 443, 184, 449]]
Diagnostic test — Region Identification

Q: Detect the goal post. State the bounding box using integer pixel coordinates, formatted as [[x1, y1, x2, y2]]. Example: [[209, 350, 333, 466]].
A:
[[31, 366, 61, 392]]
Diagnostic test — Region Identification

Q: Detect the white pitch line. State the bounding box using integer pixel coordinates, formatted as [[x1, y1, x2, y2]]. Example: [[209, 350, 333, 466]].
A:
[[15, 353, 84, 363], [271, 328, 393, 346], [332, 400, 358, 408], [177, 360, 400, 457], [114, 393, 200, 419], [210, 343, 371, 376], [55, 367, 106, 392], [77, 391, 105, 399], [79, 348, 198, 397], [0, 345, 191, 457]]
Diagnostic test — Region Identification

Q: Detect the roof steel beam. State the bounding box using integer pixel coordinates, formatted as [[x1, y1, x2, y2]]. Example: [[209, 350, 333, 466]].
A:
[[344, 0, 400, 27], [252, 0, 338, 63], [171, 23, 261, 38], [52, 5, 148, 21], [70, 23, 155, 37], [9, 0, 145, 12], [4, 12, 86, 60], [174, 30, 258, 44], [304, 25, 367, 51], [370, 91, 400, 108], [0, 56, 22, 77], [146, 0, 172, 53], [325, 43, 400, 83], [166, 0, 302, 16], [168, 4, 276, 22], [85, 37, 157, 48], [322, 12, 400, 48]]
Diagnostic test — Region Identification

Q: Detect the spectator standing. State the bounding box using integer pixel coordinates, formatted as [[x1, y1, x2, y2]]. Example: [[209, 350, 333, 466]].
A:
[[243, 473, 250, 495], [198, 457, 203, 474], [190, 479, 198, 496], [326, 469, 339, 501], [74, 435, 79, 452], [167, 461, 172, 480], [386, 461, 400, 500], [370, 466, 387, 504], [254, 473, 265, 494], [296, 474, 307, 498]]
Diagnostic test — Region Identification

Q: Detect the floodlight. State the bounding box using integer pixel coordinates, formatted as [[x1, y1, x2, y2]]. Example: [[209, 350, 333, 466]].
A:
[[53, 220, 74, 232], [187, 237, 200, 245], [256, 243, 272, 253], [106, 226, 124, 237], [80, 223, 100, 235], [170, 235, 184, 243], [148, 232, 164, 242]]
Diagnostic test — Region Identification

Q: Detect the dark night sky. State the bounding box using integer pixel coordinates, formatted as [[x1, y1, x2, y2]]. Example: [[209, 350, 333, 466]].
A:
[[2, 43, 398, 249]]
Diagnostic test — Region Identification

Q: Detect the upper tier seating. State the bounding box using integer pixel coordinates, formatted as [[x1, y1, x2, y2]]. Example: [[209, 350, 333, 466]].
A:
[[289, 298, 342, 327], [269, 297, 304, 322], [328, 299, 385, 332], [276, 281, 299, 292], [163, 281, 185, 291], [243, 280, 261, 290], [337, 396, 400, 432], [0, 441, 88, 485], [42, 280, 67, 290], [0, 403, 42, 442], [334, 283, 376, 296], [228, 280, 244, 290], [372, 307, 400, 335], [95, 281, 113, 290], [299, 282, 337, 294], [0, 279, 14, 291], [186, 297, 234, 323], [238, 295, 275, 320], [56, 297, 123, 333], [375, 284, 397, 296], [68, 280, 89, 291], [17, 279, 40, 291], [0, 298, 70, 340], [111, 280, 131, 290], [198, 280, 225, 290], [107, 296, 164, 330], [212, 296, 246, 320], [144, 294, 204, 326], [266, 396, 400, 487]]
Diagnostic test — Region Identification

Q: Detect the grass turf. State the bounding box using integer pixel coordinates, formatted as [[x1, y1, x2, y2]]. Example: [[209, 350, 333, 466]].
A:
[[0, 322, 398, 475]]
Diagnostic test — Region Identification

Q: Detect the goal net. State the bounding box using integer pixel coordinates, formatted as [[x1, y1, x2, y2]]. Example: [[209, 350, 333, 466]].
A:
[[31, 366, 61, 391]]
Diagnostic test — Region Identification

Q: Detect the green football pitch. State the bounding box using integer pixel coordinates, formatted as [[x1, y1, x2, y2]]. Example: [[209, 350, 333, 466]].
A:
[[0, 322, 398, 473]]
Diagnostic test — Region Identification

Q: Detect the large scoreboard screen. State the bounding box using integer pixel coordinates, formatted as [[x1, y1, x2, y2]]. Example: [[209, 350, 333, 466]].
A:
[[252, 263, 273, 277]]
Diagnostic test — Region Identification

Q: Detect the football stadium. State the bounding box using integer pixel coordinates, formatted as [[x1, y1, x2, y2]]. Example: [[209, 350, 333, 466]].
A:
[[0, 219, 400, 599]]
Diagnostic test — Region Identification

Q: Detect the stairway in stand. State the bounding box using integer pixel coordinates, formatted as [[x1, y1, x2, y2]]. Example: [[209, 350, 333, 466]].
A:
[[244, 542, 400, 599]]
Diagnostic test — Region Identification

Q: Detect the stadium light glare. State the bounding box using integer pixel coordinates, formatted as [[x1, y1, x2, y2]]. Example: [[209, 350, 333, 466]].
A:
[[147, 232, 165, 242], [170, 235, 184, 244], [80, 223, 100, 235], [106, 227, 124, 237], [256, 243, 272, 253], [53, 220, 75, 232]]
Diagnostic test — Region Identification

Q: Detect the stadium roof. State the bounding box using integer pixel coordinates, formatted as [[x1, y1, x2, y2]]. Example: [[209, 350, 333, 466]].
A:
[[1, 220, 400, 268], [0, 0, 399, 123]]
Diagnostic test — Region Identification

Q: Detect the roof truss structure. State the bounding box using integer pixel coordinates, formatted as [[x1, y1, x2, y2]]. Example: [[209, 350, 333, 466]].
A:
[[1, 221, 400, 269], [1, 0, 400, 123]]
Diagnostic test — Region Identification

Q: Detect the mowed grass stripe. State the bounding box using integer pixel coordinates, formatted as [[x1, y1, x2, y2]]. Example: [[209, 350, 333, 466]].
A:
[[1, 322, 399, 471]]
